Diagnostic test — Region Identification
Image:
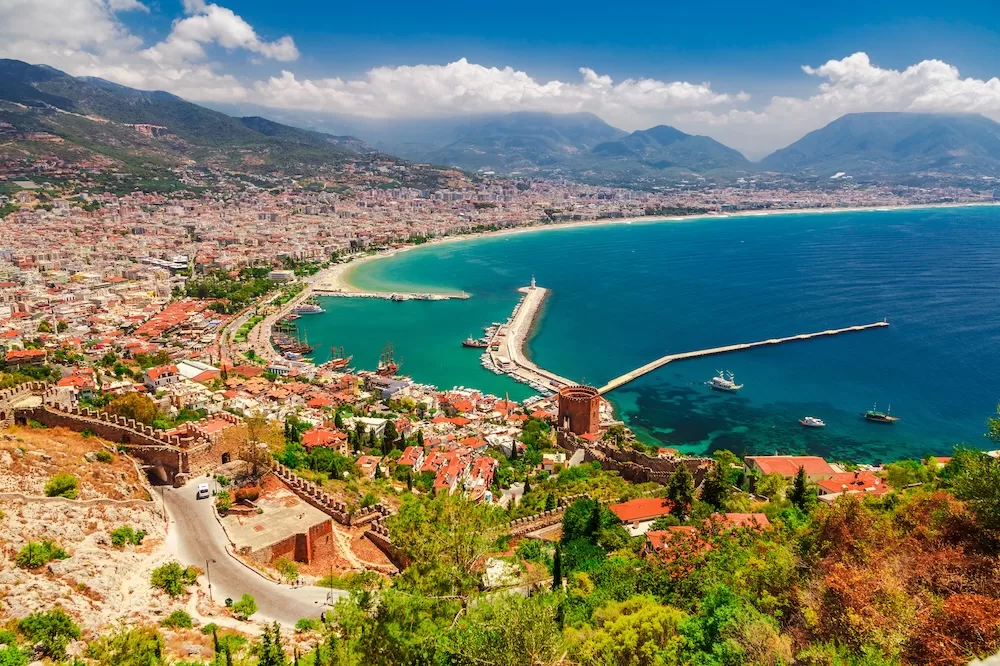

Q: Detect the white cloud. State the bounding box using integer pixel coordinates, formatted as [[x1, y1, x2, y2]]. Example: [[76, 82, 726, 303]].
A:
[[1, 0, 999, 163], [249, 59, 745, 126], [677, 53, 1000, 158]]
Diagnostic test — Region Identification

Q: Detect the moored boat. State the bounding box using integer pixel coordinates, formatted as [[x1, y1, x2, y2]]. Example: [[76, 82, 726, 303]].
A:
[[799, 416, 826, 428], [864, 404, 899, 424]]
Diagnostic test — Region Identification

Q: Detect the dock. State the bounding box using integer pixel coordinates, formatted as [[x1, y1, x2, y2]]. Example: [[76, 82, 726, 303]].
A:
[[486, 284, 575, 392], [596, 321, 889, 394]]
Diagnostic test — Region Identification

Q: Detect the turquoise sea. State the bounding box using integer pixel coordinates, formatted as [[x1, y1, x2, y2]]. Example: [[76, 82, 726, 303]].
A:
[[297, 206, 1000, 463]]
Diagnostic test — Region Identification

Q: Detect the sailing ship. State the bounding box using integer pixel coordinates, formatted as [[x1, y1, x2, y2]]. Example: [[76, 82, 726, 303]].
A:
[[323, 345, 353, 370], [706, 370, 743, 392], [377, 343, 400, 377], [864, 404, 899, 424]]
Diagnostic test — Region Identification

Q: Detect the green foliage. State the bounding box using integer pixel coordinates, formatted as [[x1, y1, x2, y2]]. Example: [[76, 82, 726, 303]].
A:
[[789, 465, 816, 512], [316, 570, 383, 592], [216, 490, 232, 512], [445, 592, 565, 666], [388, 493, 506, 597], [87, 623, 166, 666], [44, 472, 79, 498], [161, 609, 193, 629], [949, 446, 1000, 535], [94, 449, 114, 463], [571, 596, 686, 666], [755, 472, 788, 500], [884, 458, 937, 488], [19, 608, 81, 659], [515, 539, 543, 562], [182, 270, 276, 314], [0, 644, 28, 666], [253, 622, 287, 666], [232, 593, 258, 621], [150, 561, 199, 597], [15, 539, 68, 568], [275, 556, 299, 583], [110, 525, 147, 548], [294, 618, 319, 633], [700, 461, 732, 510], [667, 465, 695, 518]]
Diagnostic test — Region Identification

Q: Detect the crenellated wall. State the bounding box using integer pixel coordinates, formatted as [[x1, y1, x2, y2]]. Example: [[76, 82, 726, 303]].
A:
[[557, 429, 712, 486]]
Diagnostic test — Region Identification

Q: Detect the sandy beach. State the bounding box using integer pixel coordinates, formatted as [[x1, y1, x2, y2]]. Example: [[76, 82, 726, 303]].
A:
[[320, 200, 999, 296]]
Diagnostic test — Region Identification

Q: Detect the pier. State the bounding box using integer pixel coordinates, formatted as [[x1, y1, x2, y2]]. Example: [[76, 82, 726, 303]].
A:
[[596, 321, 889, 394]]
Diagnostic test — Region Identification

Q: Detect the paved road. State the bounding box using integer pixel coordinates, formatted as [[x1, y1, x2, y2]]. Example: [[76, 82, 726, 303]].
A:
[[162, 480, 345, 626]]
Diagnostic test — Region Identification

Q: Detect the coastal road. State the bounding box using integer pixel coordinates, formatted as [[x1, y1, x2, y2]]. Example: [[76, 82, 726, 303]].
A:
[[163, 480, 345, 626]]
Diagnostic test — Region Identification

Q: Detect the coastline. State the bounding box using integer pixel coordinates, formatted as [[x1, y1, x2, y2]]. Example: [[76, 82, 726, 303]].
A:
[[325, 200, 1000, 295]]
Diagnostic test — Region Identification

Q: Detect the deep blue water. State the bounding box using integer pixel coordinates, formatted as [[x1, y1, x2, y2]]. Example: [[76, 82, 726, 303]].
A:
[[298, 206, 1000, 463]]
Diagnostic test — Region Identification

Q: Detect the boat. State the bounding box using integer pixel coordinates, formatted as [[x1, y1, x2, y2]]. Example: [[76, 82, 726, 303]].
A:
[[377, 343, 400, 377], [799, 416, 826, 428], [323, 345, 353, 370], [864, 404, 899, 424], [706, 370, 743, 392], [293, 296, 325, 315], [462, 335, 489, 349]]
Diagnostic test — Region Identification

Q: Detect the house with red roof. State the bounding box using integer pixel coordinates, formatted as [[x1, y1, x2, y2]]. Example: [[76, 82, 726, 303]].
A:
[[357, 455, 384, 480], [5, 348, 46, 366], [816, 471, 891, 502], [144, 364, 180, 390], [302, 427, 349, 454], [609, 497, 675, 535], [398, 445, 425, 471], [744, 455, 836, 482]]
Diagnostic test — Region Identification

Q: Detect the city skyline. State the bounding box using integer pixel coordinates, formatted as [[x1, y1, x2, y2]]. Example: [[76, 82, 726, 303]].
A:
[[2, 0, 1000, 157]]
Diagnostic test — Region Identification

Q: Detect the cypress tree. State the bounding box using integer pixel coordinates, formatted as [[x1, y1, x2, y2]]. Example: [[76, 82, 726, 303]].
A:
[[416, 430, 424, 447], [212, 627, 220, 658], [552, 544, 562, 591], [667, 463, 696, 519], [406, 469, 413, 491], [545, 492, 557, 511], [790, 465, 811, 511], [374, 463, 382, 480], [523, 475, 531, 495], [334, 411, 344, 430], [586, 499, 602, 540]]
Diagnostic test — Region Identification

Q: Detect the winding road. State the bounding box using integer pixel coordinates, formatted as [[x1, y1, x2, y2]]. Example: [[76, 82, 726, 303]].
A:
[[162, 480, 346, 627]]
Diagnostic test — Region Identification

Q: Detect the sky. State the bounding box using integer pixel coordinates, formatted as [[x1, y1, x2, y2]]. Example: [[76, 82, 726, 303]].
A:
[[2, 0, 1000, 158]]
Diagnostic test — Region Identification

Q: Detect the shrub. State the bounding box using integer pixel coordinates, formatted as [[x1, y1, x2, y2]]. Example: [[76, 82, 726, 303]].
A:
[[94, 450, 114, 463], [81, 428, 95, 438], [0, 645, 27, 666], [516, 539, 543, 562], [15, 540, 68, 569], [150, 561, 199, 597], [27, 420, 45, 429], [161, 609, 193, 629], [200, 622, 219, 636], [44, 473, 79, 499], [87, 624, 164, 666], [275, 556, 298, 583], [19, 608, 80, 659], [216, 490, 232, 513], [294, 618, 318, 633], [232, 593, 257, 620], [215, 474, 232, 487], [110, 525, 146, 548]]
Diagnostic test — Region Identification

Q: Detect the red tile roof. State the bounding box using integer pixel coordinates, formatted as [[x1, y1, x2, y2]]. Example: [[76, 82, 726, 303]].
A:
[[609, 497, 674, 523], [746, 455, 835, 477]]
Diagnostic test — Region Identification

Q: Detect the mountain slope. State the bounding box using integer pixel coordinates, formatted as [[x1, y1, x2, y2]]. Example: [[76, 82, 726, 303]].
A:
[[760, 112, 1000, 177], [423, 111, 627, 171], [0, 59, 389, 178], [589, 124, 753, 173]]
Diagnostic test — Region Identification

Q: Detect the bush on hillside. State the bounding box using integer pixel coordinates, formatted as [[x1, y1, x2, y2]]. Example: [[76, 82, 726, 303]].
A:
[[44, 473, 78, 499]]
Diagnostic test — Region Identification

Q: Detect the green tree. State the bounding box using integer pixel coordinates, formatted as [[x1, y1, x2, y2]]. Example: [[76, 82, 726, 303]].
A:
[[571, 596, 686, 666], [523, 475, 532, 495], [275, 557, 299, 583], [233, 593, 258, 620], [19, 608, 81, 660], [544, 493, 557, 511], [106, 393, 159, 425], [950, 446, 1000, 535], [755, 472, 788, 501], [383, 420, 398, 447], [388, 493, 506, 597], [789, 465, 814, 512], [150, 561, 198, 597], [666, 464, 695, 519], [15, 540, 68, 568], [253, 622, 287, 666], [334, 411, 345, 430], [699, 461, 731, 510], [445, 592, 565, 666]]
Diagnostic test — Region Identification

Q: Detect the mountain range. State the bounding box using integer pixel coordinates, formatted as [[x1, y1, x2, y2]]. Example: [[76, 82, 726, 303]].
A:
[[4, 59, 1000, 186]]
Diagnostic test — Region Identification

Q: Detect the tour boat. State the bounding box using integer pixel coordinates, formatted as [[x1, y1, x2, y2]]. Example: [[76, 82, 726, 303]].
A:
[[799, 416, 826, 428], [462, 335, 489, 348], [864, 404, 899, 424], [707, 370, 743, 392]]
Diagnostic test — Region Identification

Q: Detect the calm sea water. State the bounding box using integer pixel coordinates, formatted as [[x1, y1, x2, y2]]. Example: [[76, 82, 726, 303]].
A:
[[298, 206, 1000, 463]]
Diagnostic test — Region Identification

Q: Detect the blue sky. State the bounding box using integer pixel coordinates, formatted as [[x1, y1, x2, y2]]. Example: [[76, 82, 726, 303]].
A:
[[4, 0, 1000, 156]]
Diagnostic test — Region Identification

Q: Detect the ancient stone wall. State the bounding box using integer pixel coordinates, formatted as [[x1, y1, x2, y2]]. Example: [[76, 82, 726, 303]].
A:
[[557, 429, 711, 486]]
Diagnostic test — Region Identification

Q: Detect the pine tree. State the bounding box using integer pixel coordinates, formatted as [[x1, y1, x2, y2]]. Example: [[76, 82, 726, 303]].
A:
[[667, 463, 696, 519], [544, 492, 557, 511], [700, 461, 732, 510], [790, 465, 812, 511], [334, 411, 344, 430], [552, 544, 562, 591]]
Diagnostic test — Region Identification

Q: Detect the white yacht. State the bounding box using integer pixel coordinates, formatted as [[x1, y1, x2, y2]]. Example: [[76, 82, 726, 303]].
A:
[[799, 416, 826, 428]]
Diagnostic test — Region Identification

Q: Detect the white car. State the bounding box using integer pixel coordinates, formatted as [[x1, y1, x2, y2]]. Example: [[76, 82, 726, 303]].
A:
[[196, 483, 210, 499]]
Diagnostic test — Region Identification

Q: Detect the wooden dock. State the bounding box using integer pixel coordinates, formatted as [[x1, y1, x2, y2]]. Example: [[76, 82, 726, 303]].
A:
[[597, 321, 889, 395]]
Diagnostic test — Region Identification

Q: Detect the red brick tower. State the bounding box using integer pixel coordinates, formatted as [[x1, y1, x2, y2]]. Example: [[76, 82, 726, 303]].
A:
[[558, 385, 600, 435]]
